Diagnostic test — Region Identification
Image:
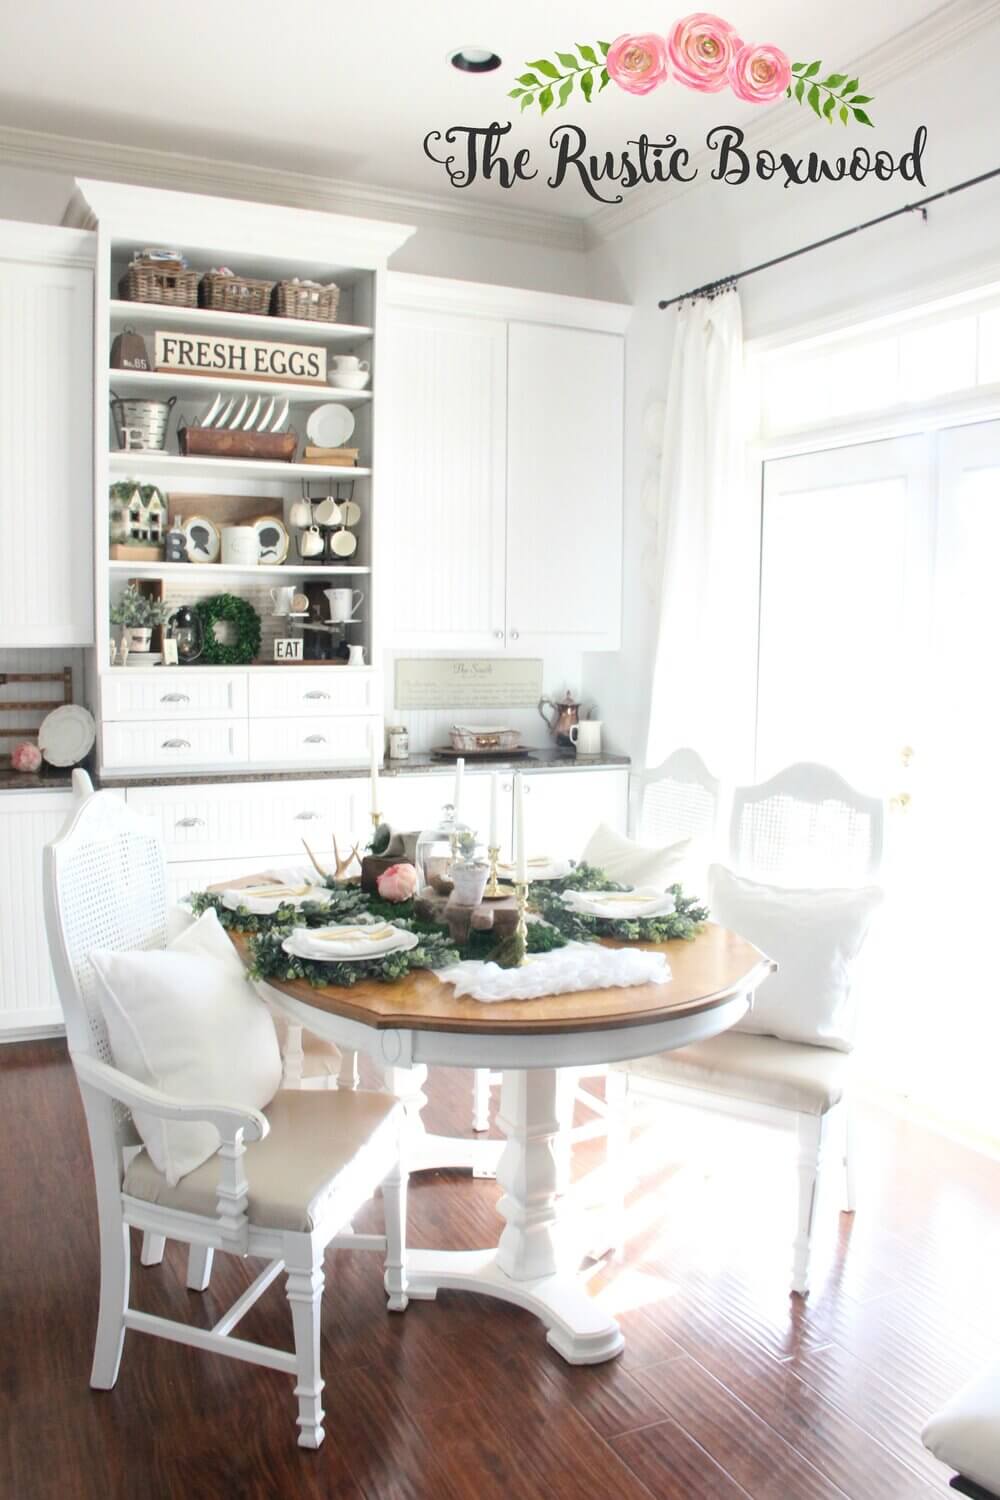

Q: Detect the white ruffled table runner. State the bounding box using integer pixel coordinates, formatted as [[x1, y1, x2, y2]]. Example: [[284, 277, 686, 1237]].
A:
[[435, 942, 671, 1003]]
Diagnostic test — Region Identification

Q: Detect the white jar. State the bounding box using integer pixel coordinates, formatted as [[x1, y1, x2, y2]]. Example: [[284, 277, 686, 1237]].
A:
[[387, 725, 409, 760], [221, 526, 260, 566]]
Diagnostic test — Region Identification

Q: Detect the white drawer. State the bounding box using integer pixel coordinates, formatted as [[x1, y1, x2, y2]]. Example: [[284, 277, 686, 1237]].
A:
[[249, 714, 382, 767], [127, 777, 369, 861], [102, 718, 249, 770], [102, 671, 247, 721], [248, 669, 379, 718]]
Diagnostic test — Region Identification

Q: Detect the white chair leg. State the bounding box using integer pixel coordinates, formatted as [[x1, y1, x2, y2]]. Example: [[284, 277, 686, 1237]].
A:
[[284, 1244, 325, 1450], [336, 1047, 360, 1092], [382, 1155, 409, 1313], [91, 1220, 130, 1389], [186, 1243, 215, 1292], [605, 1068, 631, 1258], [140, 1231, 165, 1266], [471, 1067, 492, 1133], [842, 1103, 857, 1213], [792, 1111, 829, 1298]]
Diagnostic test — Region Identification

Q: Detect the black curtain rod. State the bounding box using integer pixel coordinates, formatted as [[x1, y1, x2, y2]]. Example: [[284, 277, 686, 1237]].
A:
[[657, 165, 1000, 310]]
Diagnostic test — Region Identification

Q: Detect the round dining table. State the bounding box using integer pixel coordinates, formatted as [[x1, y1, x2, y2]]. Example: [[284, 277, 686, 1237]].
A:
[[232, 923, 773, 1365]]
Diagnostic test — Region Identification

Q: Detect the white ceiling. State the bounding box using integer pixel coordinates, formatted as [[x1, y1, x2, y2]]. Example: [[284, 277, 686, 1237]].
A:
[[0, 0, 963, 218]]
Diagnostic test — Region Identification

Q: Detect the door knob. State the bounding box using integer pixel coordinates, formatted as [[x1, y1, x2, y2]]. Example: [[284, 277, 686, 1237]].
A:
[[175, 816, 205, 828], [304, 735, 327, 745], [160, 692, 190, 704], [510, 630, 520, 641], [494, 630, 504, 640], [162, 738, 191, 750]]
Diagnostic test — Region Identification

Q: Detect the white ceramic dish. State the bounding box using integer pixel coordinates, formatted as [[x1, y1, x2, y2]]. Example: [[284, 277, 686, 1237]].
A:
[[305, 403, 355, 449], [329, 370, 370, 391], [37, 704, 96, 767], [497, 856, 574, 882], [282, 923, 418, 962], [220, 882, 330, 917]]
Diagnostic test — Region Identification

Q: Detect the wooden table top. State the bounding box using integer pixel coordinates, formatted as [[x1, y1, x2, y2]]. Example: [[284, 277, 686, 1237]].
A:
[[233, 923, 773, 1037]]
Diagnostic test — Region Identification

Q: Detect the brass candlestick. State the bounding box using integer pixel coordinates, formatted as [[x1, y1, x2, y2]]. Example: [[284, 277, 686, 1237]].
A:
[[514, 880, 529, 964], [370, 810, 382, 836], [486, 844, 503, 897]]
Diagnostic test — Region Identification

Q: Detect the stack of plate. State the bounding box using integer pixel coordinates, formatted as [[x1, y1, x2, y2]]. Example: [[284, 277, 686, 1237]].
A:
[[125, 651, 162, 668]]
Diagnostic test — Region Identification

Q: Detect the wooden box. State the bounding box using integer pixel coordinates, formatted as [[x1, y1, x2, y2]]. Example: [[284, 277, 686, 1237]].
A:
[[178, 428, 298, 462]]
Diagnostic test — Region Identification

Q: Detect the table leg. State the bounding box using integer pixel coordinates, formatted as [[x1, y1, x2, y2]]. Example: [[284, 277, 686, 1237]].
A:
[[379, 1062, 503, 1179], [405, 1067, 625, 1365]]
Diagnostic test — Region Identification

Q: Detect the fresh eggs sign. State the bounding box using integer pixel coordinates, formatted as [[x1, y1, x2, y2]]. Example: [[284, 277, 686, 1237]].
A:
[[423, 13, 928, 204], [154, 332, 326, 383]]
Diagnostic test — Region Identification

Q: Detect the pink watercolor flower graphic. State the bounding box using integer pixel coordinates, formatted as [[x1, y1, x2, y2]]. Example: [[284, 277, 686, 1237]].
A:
[[668, 12, 742, 93], [729, 42, 792, 102], [606, 32, 669, 95]]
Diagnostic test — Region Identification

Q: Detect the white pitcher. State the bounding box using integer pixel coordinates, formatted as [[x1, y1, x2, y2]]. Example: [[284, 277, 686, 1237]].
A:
[[324, 587, 364, 622]]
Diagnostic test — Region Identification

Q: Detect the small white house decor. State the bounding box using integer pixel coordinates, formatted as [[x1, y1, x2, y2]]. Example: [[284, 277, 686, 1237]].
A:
[[154, 331, 326, 384], [109, 483, 167, 548]]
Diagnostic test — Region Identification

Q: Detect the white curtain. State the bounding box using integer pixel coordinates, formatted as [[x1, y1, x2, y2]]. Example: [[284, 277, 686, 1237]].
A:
[[645, 288, 756, 777]]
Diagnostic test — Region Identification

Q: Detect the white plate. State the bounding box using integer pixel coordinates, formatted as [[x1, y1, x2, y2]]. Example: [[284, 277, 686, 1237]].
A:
[[497, 856, 574, 882], [253, 515, 289, 564], [184, 514, 220, 563], [560, 887, 677, 920], [37, 704, 96, 767], [282, 923, 418, 962], [221, 882, 330, 916], [305, 403, 355, 449]]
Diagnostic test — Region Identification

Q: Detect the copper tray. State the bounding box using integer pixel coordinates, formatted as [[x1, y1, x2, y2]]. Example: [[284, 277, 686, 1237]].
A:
[[430, 745, 531, 761]]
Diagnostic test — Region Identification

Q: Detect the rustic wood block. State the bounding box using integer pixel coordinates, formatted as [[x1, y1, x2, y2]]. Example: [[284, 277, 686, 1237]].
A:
[[360, 854, 398, 894]]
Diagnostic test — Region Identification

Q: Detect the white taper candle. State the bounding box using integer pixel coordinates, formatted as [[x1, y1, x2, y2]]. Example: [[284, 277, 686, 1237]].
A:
[[514, 771, 527, 883], [454, 756, 465, 822], [369, 725, 380, 815], [489, 770, 499, 848]]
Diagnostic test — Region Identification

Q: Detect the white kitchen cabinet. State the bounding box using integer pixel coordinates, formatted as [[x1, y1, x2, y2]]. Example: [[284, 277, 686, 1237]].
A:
[[102, 717, 249, 771], [0, 791, 75, 1035], [126, 778, 369, 862], [520, 769, 628, 861], [102, 671, 247, 721], [506, 323, 624, 652], [384, 276, 628, 654], [382, 308, 507, 650], [379, 772, 500, 852], [0, 224, 94, 646]]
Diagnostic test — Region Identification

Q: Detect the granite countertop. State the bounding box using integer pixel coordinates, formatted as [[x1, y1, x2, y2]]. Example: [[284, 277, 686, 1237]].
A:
[[0, 749, 629, 795]]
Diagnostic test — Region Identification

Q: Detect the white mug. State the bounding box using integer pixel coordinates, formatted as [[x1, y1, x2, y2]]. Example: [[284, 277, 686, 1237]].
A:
[[221, 526, 260, 566], [570, 720, 602, 755], [288, 499, 312, 529], [330, 355, 370, 373], [314, 496, 341, 526], [299, 524, 324, 558], [324, 587, 364, 622], [270, 585, 296, 616], [347, 644, 365, 666]]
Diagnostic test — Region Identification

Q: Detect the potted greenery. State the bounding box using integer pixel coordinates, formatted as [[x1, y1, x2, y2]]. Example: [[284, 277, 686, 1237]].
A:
[[109, 581, 171, 653], [450, 829, 490, 906]]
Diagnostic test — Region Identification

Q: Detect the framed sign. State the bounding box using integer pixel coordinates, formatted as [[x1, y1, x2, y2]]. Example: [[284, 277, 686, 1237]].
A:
[[273, 638, 304, 661], [154, 331, 326, 384], [394, 657, 543, 711]]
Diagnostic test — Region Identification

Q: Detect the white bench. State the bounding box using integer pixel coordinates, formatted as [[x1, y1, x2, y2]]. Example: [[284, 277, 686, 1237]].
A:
[[923, 1360, 1000, 1499]]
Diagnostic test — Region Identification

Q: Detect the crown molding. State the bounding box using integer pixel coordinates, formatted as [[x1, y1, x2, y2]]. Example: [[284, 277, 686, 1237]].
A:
[[0, 124, 588, 254], [585, 0, 1000, 244], [386, 270, 631, 331]]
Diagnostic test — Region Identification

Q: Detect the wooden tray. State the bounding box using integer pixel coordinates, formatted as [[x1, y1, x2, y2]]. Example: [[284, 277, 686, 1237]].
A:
[[178, 428, 298, 462], [431, 745, 531, 761]]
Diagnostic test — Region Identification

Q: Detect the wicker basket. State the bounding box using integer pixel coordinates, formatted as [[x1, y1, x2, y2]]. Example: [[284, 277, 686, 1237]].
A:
[[449, 726, 522, 753], [273, 280, 341, 322], [119, 264, 199, 307], [200, 272, 275, 316]]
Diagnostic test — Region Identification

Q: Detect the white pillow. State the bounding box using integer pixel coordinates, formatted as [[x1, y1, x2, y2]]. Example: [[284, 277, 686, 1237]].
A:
[[582, 823, 691, 890], [708, 864, 882, 1052], [91, 908, 282, 1185]]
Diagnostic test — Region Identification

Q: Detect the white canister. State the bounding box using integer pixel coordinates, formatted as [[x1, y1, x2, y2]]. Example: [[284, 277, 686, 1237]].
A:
[[221, 526, 260, 567], [387, 725, 409, 760]]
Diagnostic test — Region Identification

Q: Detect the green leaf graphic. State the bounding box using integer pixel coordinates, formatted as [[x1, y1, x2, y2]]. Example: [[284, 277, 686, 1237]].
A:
[[598, 40, 611, 55], [556, 52, 579, 70], [509, 87, 525, 98], [520, 92, 534, 111], [538, 84, 555, 113], [791, 61, 808, 70], [853, 107, 874, 126], [805, 60, 822, 77], [823, 95, 836, 117], [849, 94, 873, 104], [581, 69, 594, 102], [558, 76, 574, 106], [795, 78, 805, 102], [517, 72, 541, 86], [807, 83, 822, 116], [841, 77, 859, 94], [578, 43, 598, 64], [599, 65, 610, 90], [840, 104, 850, 123], [822, 73, 847, 87], [529, 58, 561, 78]]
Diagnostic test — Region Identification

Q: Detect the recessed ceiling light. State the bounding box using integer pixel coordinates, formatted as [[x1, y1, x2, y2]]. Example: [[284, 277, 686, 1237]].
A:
[[449, 46, 502, 74]]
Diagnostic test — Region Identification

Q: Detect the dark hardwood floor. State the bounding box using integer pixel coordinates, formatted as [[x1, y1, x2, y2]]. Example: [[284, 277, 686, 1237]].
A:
[[2, 1038, 998, 1500]]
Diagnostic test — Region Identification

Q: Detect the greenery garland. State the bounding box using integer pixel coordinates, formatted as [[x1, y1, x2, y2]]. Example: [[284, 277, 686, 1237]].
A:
[[194, 593, 261, 666], [531, 864, 710, 944], [247, 921, 460, 989]]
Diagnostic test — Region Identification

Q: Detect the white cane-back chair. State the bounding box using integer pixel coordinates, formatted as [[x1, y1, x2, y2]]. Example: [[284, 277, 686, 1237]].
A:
[[634, 746, 724, 850], [44, 772, 408, 1448], [614, 762, 884, 1296]]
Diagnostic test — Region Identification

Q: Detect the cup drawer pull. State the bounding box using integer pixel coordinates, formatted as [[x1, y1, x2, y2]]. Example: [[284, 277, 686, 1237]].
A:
[[160, 692, 190, 704], [294, 811, 321, 821], [303, 690, 331, 700], [303, 735, 327, 745], [175, 816, 205, 829], [162, 738, 191, 750]]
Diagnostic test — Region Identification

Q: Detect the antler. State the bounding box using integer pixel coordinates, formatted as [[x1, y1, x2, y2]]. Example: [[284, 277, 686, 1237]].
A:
[[332, 834, 361, 882]]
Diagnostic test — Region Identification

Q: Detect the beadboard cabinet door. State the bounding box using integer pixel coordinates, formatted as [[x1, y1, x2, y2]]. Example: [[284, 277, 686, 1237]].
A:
[[506, 323, 624, 652], [0, 791, 76, 1035], [382, 308, 507, 649], [0, 225, 94, 646]]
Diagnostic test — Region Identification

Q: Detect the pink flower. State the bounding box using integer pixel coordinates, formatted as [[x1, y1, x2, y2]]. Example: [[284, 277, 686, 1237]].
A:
[[729, 42, 792, 102], [668, 12, 742, 93], [11, 741, 42, 773], [376, 863, 419, 903], [606, 33, 669, 96]]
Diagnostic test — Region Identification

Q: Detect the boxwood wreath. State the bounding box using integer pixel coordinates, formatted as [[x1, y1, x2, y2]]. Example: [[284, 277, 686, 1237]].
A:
[[188, 861, 709, 987], [194, 593, 261, 666]]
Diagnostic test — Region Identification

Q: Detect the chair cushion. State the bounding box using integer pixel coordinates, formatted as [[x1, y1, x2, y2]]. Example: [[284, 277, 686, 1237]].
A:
[[621, 1031, 851, 1115], [923, 1360, 1000, 1495], [709, 864, 882, 1051], [92, 909, 282, 1186], [124, 1087, 399, 1231], [582, 823, 691, 888]]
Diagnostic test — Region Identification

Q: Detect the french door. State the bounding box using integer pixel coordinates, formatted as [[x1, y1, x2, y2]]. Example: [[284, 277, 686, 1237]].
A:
[[758, 422, 1000, 1134]]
